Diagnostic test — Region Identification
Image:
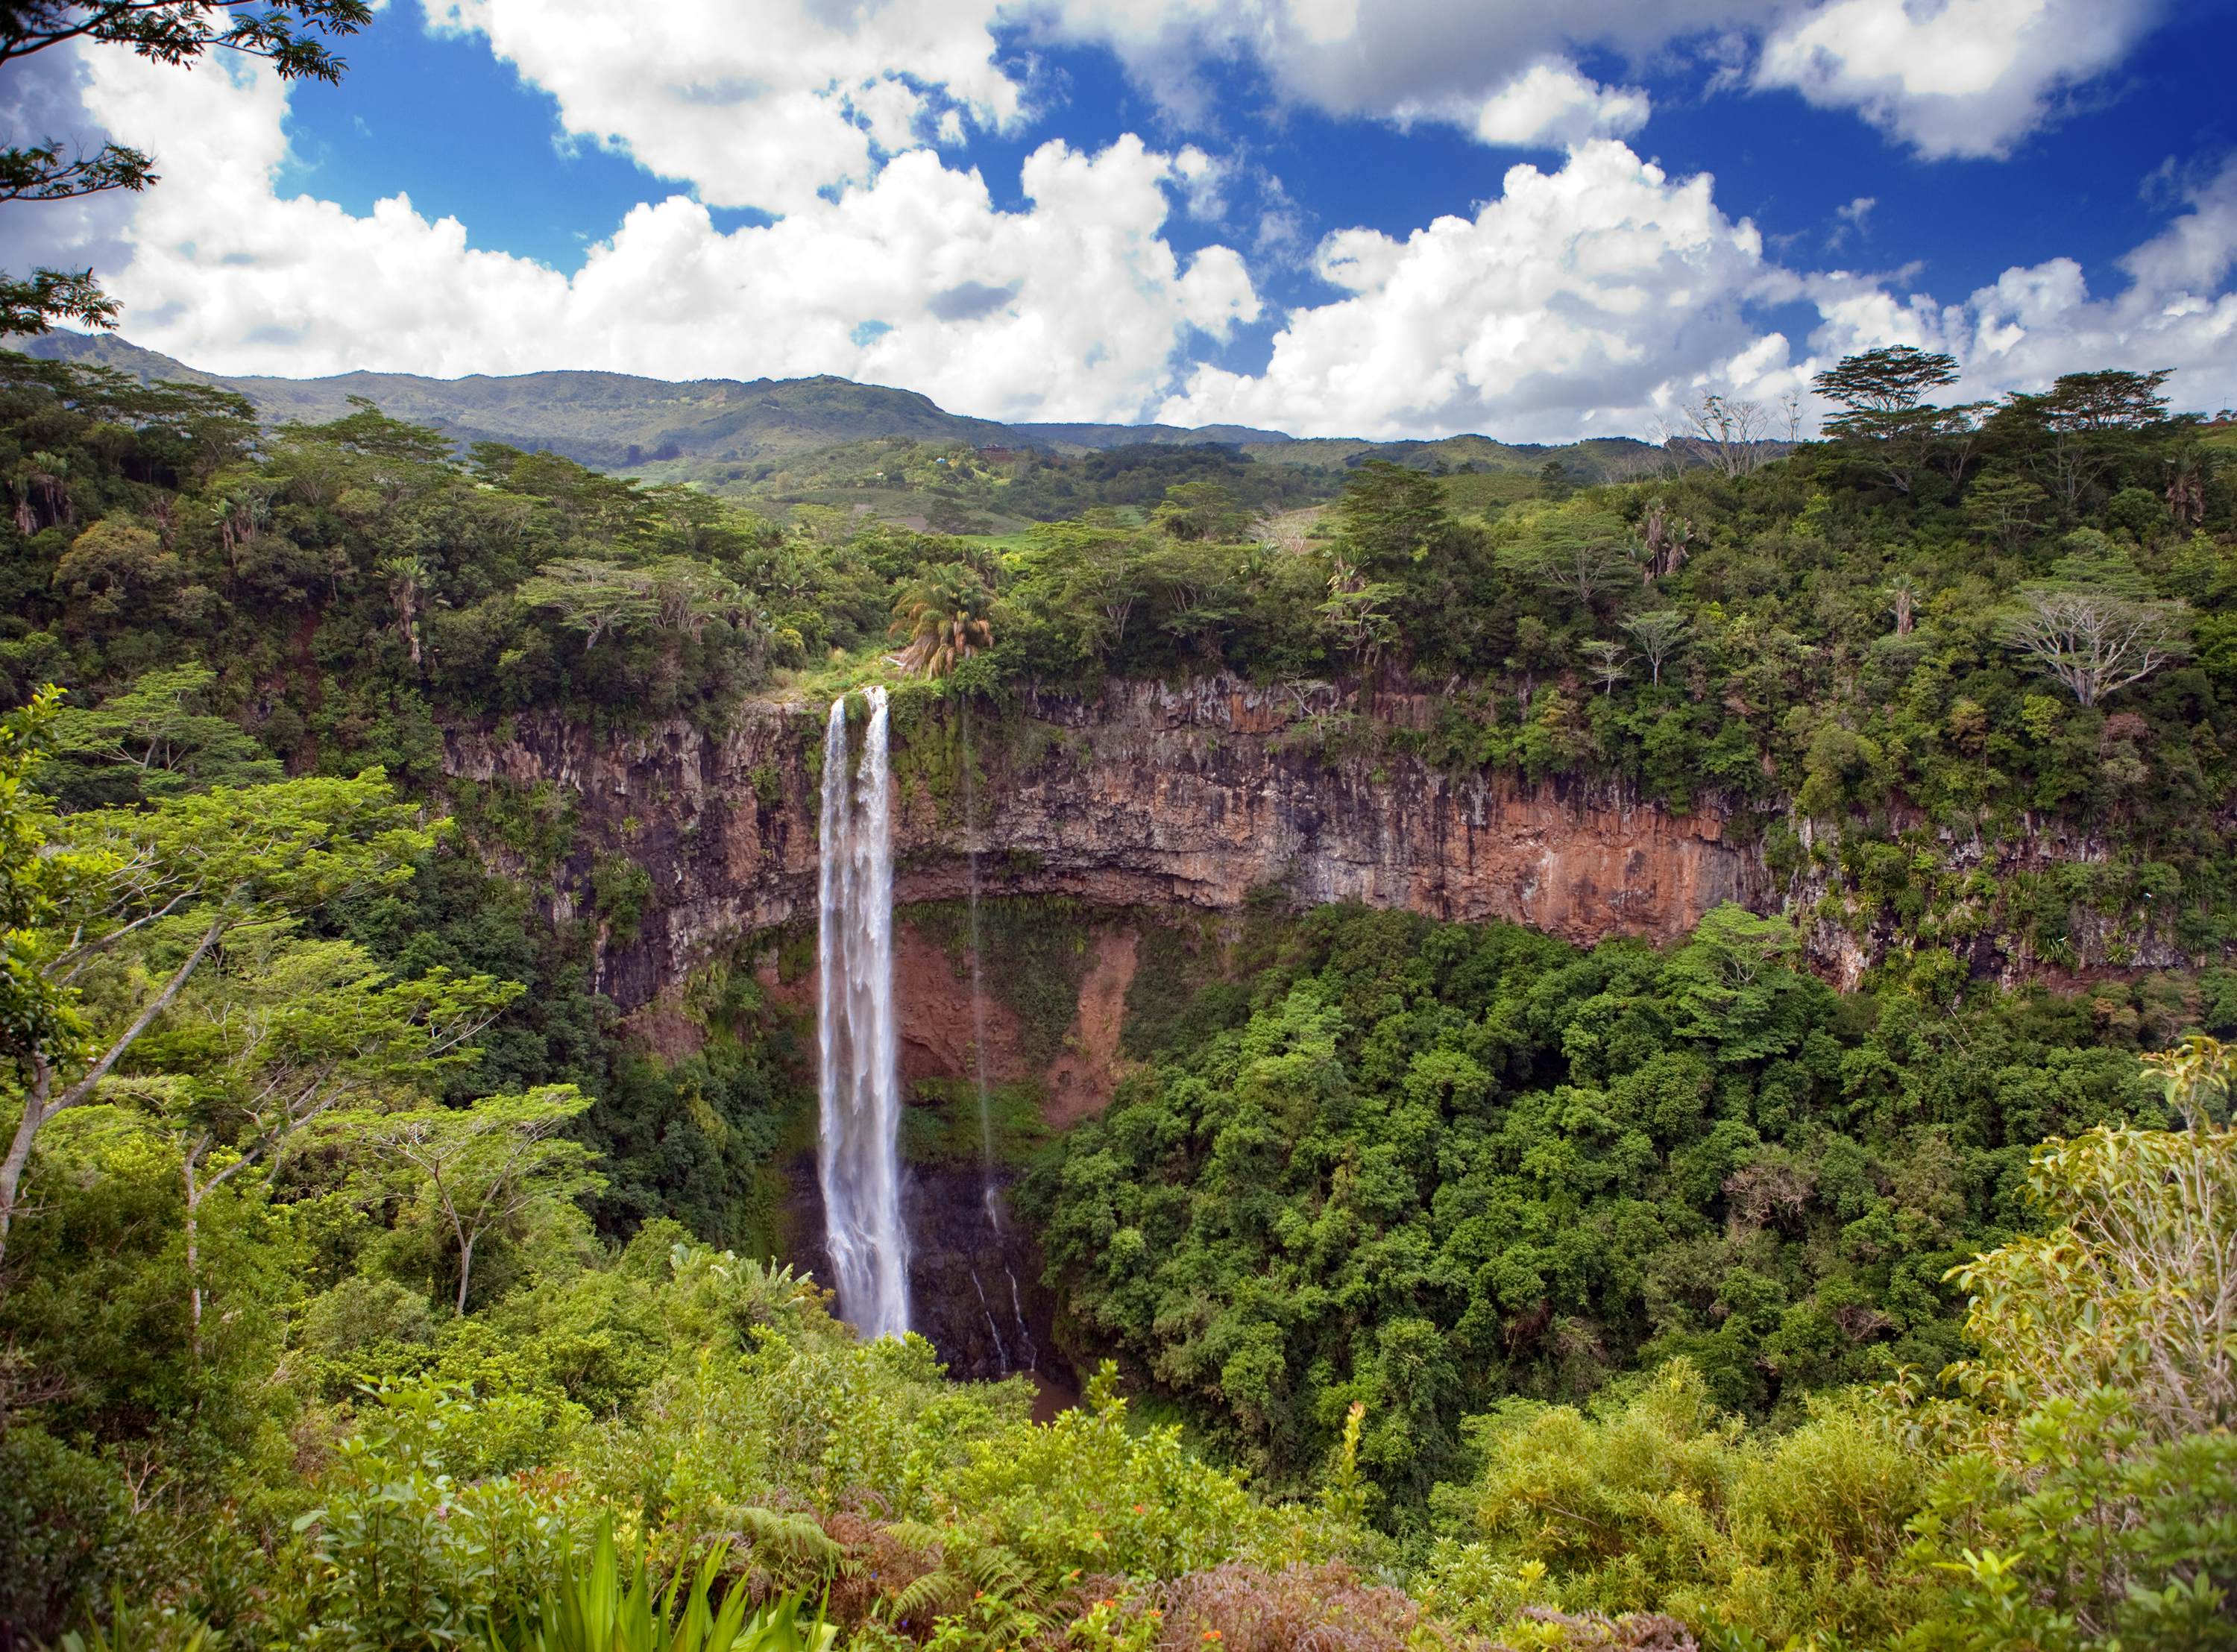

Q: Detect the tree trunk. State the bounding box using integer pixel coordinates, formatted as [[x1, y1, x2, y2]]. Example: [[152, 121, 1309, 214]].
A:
[[455, 1233, 474, 1316], [52, 918, 227, 1116], [183, 1144, 207, 1358], [0, 1057, 54, 1275], [1, 919, 224, 1284]]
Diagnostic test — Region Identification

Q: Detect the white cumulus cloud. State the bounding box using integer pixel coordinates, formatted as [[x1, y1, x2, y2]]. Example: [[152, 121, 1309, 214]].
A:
[[1755, 0, 2162, 159], [65, 46, 1257, 423], [427, 0, 1026, 213], [1809, 155, 2237, 410], [1155, 142, 2237, 441], [1030, 0, 1775, 130], [1160, 139, 1807, 440], [406, 0, 2168, 222], [19, 0, 2224, 440], [1396, 57, 1652, 150]]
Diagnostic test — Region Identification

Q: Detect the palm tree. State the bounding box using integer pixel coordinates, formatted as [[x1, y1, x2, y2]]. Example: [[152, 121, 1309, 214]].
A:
[[890, 564, 995, 677]]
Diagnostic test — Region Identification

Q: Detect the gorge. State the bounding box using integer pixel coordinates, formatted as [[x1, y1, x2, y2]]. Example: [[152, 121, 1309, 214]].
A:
[[444, 675, 2180, 1024], [441, 673, 2193, 1378]]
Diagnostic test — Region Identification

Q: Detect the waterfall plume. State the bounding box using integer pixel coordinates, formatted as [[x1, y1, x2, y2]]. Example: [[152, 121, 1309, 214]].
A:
[[817, 687, 910, 1340]]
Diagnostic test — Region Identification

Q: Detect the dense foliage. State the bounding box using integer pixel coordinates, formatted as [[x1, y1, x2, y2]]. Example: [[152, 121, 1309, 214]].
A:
[[1026, 904, 2184, 1516], [5, 344, 2237, 1649]]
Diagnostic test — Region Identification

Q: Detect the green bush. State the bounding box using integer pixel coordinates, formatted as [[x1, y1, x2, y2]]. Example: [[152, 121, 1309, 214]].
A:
[[0, 1425, 130, 1644]]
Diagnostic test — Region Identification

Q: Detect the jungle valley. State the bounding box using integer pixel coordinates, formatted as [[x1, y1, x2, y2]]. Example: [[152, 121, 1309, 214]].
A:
[[1, 332, 2235, 1652]]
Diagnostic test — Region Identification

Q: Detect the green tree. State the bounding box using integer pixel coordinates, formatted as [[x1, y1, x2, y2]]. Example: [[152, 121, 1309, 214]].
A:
[[1016, 520, 1151, 664], [1579, 639, 1629, 694], [40, 663, 280, 807], [1963, 472, 2048, 549], [1499, 508, 1632, 614], [1335, 461, 1450, 574], [122, 932, 517, 1337], [1318, 549, 1399, 672], [890, 562, 995, 678], [0, 767, 432, 1267], [2000, 368, 2177, 516], [1151, 479, 1251, 543], [1661, 905, 1810, 1064], [1621, 609, 1690, 686], [51, 517, 181, 623], [1812, 346, 1980, 494], [517, 557, 753, 651], [1997, 548, 2190, 706], [349, 1085, 602, 1314], [1920, 1108, 2237, 1649], [1813, 345, 1961, 417]]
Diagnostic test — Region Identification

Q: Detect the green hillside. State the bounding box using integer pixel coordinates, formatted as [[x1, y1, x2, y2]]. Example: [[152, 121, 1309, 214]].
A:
[[20, 332, 1019, 466], [18, 334, 1693, 532], [19, 333, 1680, 508], [1009, 418, 1294, 450]]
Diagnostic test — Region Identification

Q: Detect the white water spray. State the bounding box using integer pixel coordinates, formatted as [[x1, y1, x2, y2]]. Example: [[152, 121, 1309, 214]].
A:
[[817, 687, 910, 1340]]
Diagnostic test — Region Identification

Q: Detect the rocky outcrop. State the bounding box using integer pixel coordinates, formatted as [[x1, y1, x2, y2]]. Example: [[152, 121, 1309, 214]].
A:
[[439, 678, 2192, 1379], [441, 678, 1767, 1015]]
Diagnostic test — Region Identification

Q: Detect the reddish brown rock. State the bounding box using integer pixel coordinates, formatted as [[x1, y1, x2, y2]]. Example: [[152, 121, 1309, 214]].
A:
[[1044, 927, 1140, 1127], [441, 678, 1763, 1015]]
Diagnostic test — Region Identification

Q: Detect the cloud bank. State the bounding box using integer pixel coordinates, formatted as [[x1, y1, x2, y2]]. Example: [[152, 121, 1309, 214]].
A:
[[67, 47, 1255, 423], [14, 0, 2232, 438]]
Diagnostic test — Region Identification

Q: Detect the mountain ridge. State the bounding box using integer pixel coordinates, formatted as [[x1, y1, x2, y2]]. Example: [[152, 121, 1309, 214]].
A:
[[17, 332, 1299, 463]]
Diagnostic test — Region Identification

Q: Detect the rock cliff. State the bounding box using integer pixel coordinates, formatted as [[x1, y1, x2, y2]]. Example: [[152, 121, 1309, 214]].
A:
[[439, 675, 2189, 1377], [441, 678, 1768, 1017]]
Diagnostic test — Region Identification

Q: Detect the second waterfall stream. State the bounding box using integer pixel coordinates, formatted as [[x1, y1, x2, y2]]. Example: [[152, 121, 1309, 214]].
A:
[[817, 686, 911, 1339]]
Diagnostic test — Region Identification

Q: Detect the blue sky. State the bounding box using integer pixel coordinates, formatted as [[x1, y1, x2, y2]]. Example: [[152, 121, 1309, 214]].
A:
[[14, 0, 2237, 436]]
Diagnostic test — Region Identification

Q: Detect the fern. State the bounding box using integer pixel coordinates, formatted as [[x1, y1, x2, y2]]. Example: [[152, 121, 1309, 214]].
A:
[[877, 1523, 1049, 1639]]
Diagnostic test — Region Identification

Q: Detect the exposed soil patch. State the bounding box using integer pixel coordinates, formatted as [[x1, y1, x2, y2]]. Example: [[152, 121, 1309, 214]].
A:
[[1043, 927, 1139, 1128], [894, 919, 1033, 1085], [618, 989, 707, 1062]]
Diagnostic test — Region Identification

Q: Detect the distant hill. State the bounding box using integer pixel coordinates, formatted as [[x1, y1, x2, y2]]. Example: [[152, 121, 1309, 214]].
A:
[[13, 333, 1690, 531], [1009, 420, 1291, 451], [18, 332, 1033, 467], [17, 333, 1297, 465]]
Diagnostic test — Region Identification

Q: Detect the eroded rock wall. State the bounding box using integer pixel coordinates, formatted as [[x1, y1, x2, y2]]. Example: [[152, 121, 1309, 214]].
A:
[[441, 678, 1766, 1015], [438, 678, 2192, 1379]]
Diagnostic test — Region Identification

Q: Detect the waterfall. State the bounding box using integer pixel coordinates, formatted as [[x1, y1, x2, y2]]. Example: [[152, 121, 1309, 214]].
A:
[[817, 687, 910, 1340]]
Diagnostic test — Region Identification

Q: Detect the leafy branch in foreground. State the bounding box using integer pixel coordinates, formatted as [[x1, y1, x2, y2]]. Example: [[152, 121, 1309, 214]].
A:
[[0, 742, 432, 1268], [1, 0, 371, 333], [0, 0, 371, 79], [0, 268, 122, 335], [0, 139, 154, 204]]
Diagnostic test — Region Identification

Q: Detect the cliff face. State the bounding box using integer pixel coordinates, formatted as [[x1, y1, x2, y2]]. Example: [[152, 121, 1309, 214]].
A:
[[441, 678, 1767, 1015], [439, 677, 2188, 1378]]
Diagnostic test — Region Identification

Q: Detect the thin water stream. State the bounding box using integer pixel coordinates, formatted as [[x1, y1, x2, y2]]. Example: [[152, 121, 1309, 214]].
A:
[[960, 704, 1036, 1373]]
